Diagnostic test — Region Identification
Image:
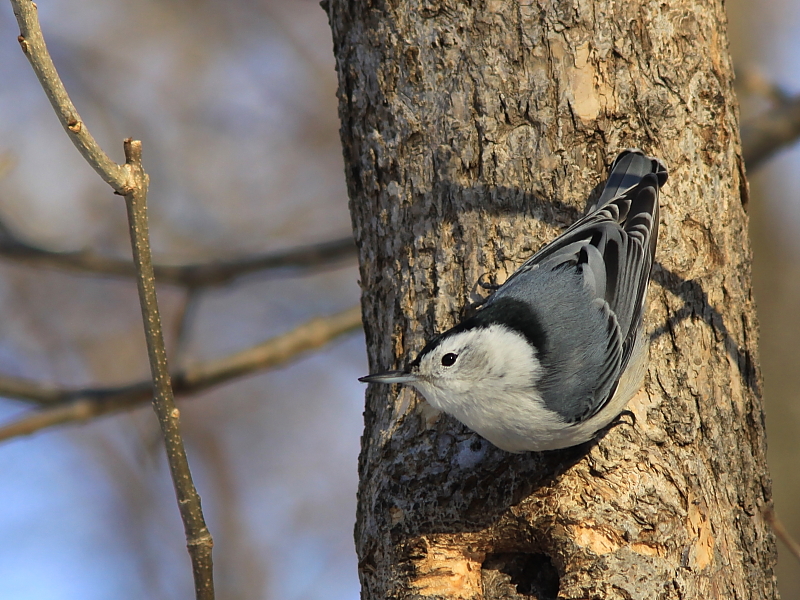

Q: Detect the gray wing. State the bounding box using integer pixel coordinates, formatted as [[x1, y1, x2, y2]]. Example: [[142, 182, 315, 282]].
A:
[[494, 150, 666, 422]]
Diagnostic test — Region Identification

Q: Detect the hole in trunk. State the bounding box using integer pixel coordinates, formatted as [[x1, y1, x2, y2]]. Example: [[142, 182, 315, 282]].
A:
[[481, 553, 559, 600]]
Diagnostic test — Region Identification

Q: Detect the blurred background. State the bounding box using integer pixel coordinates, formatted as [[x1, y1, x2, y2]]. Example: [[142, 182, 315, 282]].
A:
[[0, 0, 797, 598]]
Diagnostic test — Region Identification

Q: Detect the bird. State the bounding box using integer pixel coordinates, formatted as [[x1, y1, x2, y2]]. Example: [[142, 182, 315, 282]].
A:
[[359, 149, 668, 453]]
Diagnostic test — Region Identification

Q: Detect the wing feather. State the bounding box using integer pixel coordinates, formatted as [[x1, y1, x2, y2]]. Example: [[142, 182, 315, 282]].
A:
[[490, 150, 665, 423]]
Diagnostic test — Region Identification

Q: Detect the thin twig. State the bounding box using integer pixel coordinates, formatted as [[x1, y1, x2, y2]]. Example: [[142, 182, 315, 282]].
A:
[[764, 507, 800, 564], [0, 374, 64, 404], [179, 305, 362, 389], [3, 4, 354, 285], [123, 139, 214, 597], [0, 385, 152, 439], [0, 225, 356, 286], [11, 0, 128, 188], [0, 306, 363, 440], [10, 1, 215, 597]]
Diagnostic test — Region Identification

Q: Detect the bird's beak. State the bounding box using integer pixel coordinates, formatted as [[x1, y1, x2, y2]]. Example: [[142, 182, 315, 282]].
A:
[[359, 370, 419, 384]]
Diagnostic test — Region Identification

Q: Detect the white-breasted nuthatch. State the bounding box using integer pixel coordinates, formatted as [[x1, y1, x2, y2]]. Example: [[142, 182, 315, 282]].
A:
[[360, 150, 667, 453]]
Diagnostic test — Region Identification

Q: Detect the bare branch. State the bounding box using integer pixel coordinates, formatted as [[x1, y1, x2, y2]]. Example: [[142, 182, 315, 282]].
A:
[[9, 1, 215, 596], [122, 140, 214, 598], [764, 507, 800, 564], [179, 305, 362, 389], [741, 94, 800, 170], [11, 0, 128, 189], [0, 385, 151, 439], [151, 237, 356, 285], [0, 305, 363, 440], [9, 0, 355, 289], [0, 374, 64, 404], [0, 225, 356, 286]]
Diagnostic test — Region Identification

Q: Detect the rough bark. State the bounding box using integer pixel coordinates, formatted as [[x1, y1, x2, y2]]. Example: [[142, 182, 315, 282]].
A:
[[326, 1, 778, 598]]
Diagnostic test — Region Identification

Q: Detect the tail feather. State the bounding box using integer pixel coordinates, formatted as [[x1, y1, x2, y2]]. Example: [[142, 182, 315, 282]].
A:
[[596, 149, 668, 207]]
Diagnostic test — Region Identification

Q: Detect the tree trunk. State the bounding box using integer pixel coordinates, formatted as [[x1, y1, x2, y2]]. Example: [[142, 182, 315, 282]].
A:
[[326, 1, 778, 598]]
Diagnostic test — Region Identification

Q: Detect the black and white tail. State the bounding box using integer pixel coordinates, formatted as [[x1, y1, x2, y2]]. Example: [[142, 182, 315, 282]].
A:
[[596, 149, 668, 208]]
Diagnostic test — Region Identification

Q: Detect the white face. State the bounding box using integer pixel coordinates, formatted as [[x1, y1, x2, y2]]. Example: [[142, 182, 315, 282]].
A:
[[409, 324, 542, 414], [361, 323, 581, 452]]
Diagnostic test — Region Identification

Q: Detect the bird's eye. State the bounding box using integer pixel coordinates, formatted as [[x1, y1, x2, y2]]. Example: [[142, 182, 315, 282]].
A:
[[441, 353, 458, 367]]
